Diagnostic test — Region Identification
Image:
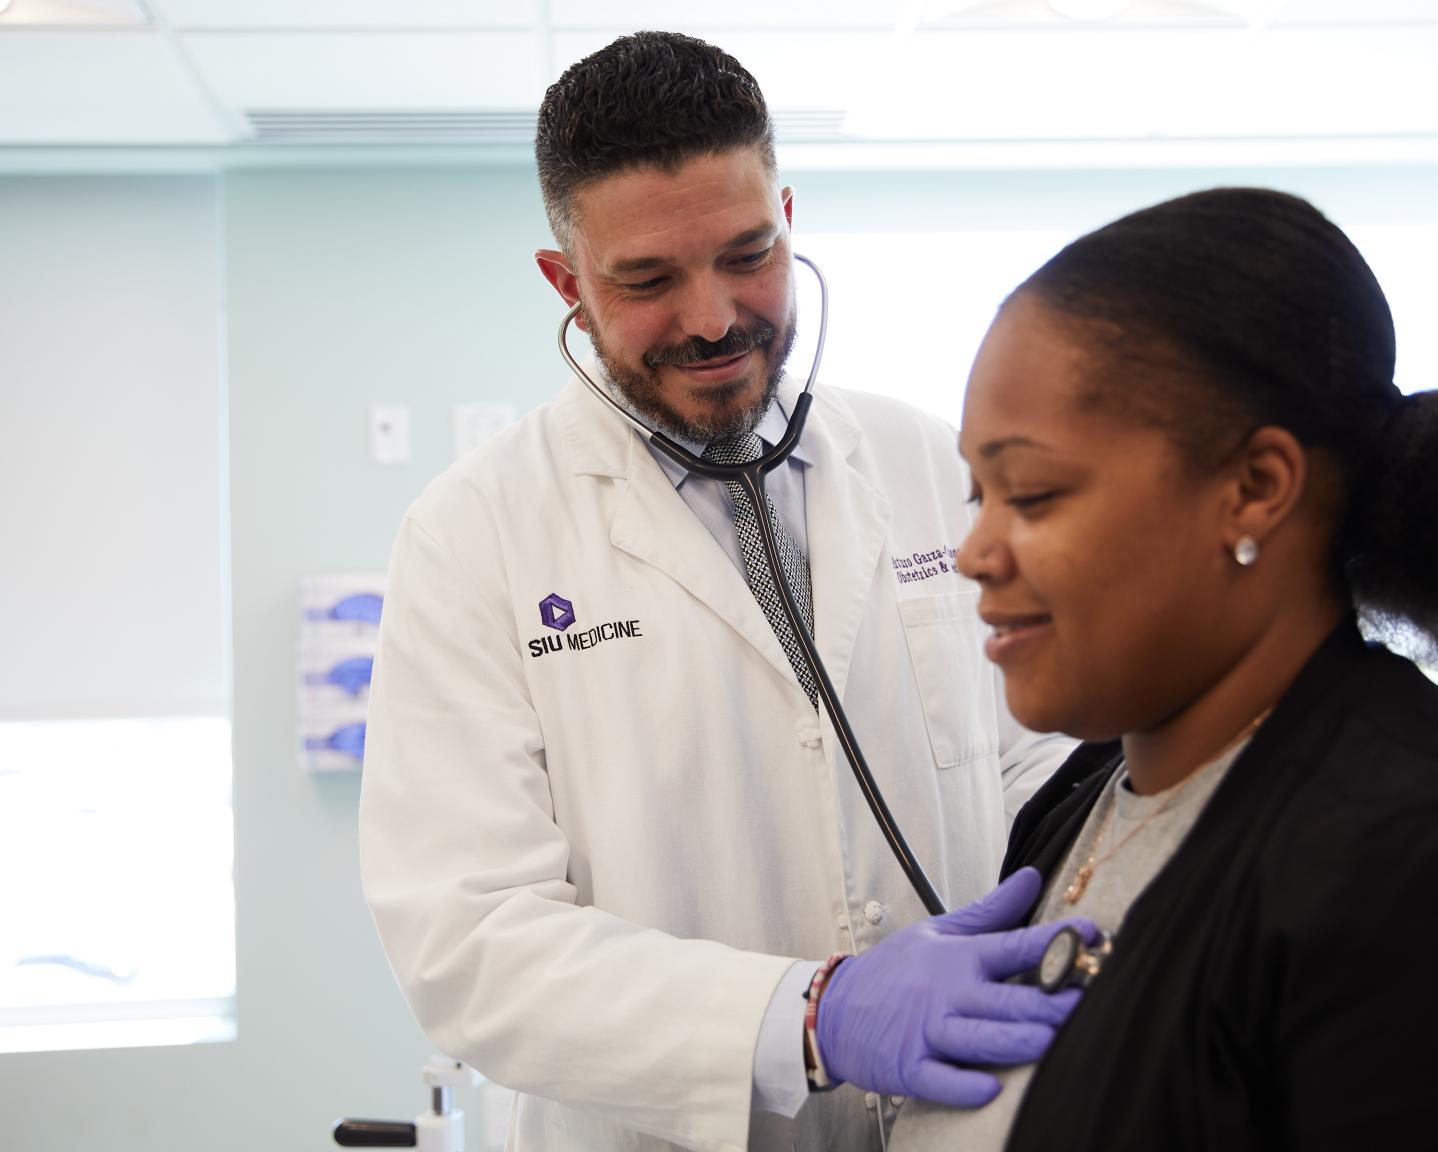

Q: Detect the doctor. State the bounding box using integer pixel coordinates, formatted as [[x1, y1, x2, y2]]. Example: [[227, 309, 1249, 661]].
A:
[[360, 30, 1078, 1152]]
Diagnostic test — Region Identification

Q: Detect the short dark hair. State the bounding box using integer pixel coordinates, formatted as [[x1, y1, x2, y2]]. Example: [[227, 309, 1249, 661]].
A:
[[1011, 187, 1438, 647], [534, 31, 776, 252]]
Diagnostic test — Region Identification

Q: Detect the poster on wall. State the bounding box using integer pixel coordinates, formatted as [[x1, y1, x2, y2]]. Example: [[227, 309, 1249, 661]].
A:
[[298, 572, 386, 773]]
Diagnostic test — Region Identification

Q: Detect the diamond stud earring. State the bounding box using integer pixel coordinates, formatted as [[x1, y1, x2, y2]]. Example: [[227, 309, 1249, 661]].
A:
[[1233, 535, 1260, 567]]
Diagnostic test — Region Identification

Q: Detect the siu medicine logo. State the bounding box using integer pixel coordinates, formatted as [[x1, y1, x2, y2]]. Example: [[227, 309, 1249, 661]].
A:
[[528, 593, 643, 659], [538, 593, 576, 632]]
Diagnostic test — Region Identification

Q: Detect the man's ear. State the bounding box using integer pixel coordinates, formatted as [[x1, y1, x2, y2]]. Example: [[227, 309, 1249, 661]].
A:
[[535, 249, 587, 331], [781, 186, 794, 230], [1221, 424, 1307, 556]]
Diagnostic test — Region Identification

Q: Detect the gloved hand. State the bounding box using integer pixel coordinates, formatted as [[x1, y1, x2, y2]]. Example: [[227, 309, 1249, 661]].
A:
[[814, 867, 1094, 1108]]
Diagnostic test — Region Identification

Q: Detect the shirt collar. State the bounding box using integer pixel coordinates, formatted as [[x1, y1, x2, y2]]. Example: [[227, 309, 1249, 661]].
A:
[[586, 354, 814, 488], [647, 389, 814, 491]]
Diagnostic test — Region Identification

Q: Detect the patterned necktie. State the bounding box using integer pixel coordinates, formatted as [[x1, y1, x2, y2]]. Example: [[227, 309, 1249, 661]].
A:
[[702, 432, 819, 707]]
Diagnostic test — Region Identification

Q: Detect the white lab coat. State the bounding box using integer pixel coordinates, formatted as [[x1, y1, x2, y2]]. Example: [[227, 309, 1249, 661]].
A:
[[359, 373, 1069, 1152]]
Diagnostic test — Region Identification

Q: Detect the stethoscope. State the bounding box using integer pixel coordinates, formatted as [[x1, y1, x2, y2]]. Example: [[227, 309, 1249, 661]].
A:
[[556, 253, 947, 917]]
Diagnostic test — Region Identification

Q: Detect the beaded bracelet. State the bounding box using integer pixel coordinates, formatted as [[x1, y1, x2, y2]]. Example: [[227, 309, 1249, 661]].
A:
[[802, 952, 851, 1092]]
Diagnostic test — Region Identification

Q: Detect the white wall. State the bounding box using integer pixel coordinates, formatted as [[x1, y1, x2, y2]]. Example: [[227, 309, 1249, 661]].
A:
[[223, 165, 558, 1148], [0, 166, 557, 1152], [0, 176, 227, 719]]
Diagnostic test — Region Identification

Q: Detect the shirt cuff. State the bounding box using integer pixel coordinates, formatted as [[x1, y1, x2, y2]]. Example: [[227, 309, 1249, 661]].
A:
[[751, 960, 821, 1117]]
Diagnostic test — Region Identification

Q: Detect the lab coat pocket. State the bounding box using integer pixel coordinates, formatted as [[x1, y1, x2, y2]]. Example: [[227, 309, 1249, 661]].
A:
[[898, 589, 998, 770]]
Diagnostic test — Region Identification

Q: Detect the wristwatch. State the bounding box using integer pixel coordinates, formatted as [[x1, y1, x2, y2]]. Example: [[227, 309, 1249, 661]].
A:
[[1037, 927, 1113, 994]]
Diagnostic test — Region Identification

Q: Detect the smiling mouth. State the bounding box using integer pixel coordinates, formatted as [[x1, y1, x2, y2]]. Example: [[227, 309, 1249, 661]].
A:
[[981, 613, 1053, 664], [669, 351, 756, 387], [990, 615, 1050, 636], [681, 351, 749, 369]]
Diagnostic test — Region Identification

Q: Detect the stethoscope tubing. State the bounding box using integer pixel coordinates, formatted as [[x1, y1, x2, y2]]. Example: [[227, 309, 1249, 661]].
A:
[[558, 253, 947, 917]]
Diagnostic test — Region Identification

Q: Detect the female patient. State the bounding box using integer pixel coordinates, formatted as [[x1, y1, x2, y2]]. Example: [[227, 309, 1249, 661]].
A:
[[890, 188, 1438, 1150]]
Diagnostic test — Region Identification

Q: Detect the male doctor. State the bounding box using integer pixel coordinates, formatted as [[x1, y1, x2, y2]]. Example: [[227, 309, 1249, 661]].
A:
[[360, 30, 1081, 1152]]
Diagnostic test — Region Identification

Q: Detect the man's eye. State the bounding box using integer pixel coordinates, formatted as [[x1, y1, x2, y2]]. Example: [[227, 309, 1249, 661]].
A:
[[732, 248, 772, 269], [625, 277, 666, 292]]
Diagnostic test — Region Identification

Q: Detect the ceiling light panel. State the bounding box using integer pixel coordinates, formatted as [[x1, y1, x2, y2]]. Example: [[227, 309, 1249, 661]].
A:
[[0, 0, 147, 25]]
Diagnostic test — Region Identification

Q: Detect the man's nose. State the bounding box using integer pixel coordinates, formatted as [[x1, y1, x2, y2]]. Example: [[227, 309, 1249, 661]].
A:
[[675, 273, 737, 345]]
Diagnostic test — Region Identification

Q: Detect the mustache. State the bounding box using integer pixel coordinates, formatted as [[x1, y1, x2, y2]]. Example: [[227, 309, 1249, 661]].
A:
[[643, 324, 775, 369]]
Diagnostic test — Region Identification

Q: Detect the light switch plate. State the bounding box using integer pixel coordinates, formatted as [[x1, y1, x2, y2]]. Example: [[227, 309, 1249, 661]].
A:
[[452, 402, 516, 460], [370, 404, 411, 464]]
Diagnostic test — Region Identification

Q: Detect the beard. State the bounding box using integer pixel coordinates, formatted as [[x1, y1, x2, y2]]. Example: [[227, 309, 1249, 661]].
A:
[[585, 308, 799, 442]]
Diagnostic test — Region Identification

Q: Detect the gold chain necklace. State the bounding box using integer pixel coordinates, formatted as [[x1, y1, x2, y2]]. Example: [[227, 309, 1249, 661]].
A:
[[1062, 708, 1272, 905]]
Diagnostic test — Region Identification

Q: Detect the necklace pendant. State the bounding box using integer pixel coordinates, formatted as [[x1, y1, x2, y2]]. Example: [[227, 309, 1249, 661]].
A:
[[1064, 863, 1093, 905]]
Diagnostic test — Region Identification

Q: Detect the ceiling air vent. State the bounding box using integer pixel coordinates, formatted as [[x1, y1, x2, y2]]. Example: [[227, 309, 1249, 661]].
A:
[[241, 108, 851, 146], [243, 110, 537, 146], [772, 109, 852, 142]]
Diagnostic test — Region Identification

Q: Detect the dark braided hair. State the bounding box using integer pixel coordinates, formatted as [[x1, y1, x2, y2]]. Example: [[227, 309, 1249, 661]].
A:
[[535, 31, 776, 253], [1011, 187, 1438, 651]]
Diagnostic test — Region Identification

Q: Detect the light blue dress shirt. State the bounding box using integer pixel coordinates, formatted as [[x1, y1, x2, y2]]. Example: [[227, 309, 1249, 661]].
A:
[[642, 392, 812, 567]]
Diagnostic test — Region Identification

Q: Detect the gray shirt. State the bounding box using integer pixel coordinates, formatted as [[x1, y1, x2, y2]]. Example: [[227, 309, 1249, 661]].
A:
[[888, 739, 1248, 1152]]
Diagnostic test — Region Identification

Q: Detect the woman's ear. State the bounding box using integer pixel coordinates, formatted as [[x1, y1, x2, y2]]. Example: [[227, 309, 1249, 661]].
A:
[[1221, 425, 1308, 557]]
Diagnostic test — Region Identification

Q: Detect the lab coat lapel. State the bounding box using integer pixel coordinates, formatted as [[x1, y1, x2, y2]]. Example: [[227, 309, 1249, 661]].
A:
[[556, 377, 808, 693], [804, 393, 891, 706]]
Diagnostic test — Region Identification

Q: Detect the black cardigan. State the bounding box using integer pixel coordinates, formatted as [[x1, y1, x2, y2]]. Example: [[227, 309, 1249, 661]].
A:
[[1002, 619, 1438, 1151]]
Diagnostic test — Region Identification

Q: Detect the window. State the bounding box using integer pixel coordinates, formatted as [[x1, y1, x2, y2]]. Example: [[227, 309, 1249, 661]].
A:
[[1344, 224, 1438, 396], [0, 175, 232, 1053], [794, 213, 1438, 674], [794, 218, 1438, 425], [793, 229, 1074, 427], [0, 718, 235, 1054]]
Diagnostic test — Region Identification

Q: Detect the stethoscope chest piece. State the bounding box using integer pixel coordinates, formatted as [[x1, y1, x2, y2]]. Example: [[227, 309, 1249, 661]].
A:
[[1038, 927, 1114, 994]]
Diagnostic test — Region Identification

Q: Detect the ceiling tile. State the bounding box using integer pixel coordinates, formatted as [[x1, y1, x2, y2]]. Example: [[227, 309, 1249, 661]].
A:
[[182, 31, 546, 110], [548, 30, 882, 110], [151, 0, 541, 29], [547, 0, 904, 28], [3, 0, 1435, 152], [845, 26, 1438, 140], [1274, 0, 1438, 23], [0, 32, 230, 143]]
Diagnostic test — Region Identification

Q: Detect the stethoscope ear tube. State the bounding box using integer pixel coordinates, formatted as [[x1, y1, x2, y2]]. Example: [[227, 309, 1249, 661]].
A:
[[557, 254, 948, 917], [737, 461, 949, 917]]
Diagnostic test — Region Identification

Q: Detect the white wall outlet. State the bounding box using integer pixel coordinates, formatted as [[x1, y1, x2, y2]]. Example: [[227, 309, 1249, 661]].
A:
[[370, 404, 411, 464], [452, 402, 516, 460]]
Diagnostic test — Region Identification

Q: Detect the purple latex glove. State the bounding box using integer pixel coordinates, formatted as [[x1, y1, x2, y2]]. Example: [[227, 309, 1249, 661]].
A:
[[815, 867, 1094, 1108]]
